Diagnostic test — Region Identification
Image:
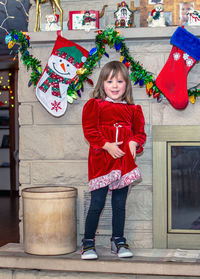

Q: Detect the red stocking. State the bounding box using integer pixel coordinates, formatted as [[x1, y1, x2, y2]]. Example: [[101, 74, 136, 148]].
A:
[[155, 27, 200, 109]]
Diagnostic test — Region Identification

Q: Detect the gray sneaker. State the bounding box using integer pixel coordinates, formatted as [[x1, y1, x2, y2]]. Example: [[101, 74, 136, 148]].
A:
[[111, 237, 133, 258], [81, 239, 98, 260]]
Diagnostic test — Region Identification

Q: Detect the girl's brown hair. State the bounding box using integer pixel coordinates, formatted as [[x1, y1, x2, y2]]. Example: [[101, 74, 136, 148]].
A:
[[92, 60, 134, 104]]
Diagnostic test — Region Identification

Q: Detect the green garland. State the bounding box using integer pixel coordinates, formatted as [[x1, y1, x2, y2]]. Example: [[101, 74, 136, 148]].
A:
[[5, 28, 200, 104], [67, 27, 163, 103], [5, 30, 42, 87], [188, 84, 200, 103]]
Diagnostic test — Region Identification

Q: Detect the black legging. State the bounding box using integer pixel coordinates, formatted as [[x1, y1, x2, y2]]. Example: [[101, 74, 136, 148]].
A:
[[84, 186, 128, 239]]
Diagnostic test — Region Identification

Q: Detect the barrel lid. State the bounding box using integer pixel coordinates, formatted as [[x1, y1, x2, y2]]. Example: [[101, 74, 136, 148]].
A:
[[22, 186, 77, 199]]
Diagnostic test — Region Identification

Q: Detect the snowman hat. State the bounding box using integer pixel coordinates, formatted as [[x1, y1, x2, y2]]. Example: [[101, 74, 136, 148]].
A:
[[55, 45, 88, 68]]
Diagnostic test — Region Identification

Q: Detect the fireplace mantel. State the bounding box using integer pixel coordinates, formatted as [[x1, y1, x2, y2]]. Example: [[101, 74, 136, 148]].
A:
[[29, 26, 200, 44]]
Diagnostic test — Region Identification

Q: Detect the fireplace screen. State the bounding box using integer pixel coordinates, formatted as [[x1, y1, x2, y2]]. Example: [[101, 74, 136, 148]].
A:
[[168, 143, 200, 233]]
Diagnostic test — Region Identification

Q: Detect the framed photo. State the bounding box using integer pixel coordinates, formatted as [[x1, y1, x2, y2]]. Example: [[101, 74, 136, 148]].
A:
[[179, 2, 194, 25], [69, 10, 99, 30], [140, 0, 200, 27]]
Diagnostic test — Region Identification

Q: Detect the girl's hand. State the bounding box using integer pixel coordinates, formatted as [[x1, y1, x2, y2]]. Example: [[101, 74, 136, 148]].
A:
[[103, 141, 125, 159], [129, 141, 139, 159]]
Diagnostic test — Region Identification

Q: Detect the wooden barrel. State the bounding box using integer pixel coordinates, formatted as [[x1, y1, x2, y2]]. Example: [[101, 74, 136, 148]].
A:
[[22, 186, 77, 255]]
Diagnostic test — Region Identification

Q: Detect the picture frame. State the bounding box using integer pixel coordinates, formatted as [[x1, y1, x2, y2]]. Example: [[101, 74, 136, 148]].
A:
[[68, 10, 99, 30], [140, 0, 200, 27], [179, 2, 194, 25]]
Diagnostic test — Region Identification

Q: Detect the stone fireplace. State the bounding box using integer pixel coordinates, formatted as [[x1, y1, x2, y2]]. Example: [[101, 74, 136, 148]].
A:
[[17, 25, 200, 250]]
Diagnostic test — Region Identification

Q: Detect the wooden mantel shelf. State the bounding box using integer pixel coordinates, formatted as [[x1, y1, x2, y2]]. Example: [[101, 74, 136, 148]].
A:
[[29, 26, 200, 44]]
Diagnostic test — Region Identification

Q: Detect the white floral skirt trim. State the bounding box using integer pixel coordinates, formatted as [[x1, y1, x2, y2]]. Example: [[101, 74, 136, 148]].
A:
[[89, 167, 141, 192]]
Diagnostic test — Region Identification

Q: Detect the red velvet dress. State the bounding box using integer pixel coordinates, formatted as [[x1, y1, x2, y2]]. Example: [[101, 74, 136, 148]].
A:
[[82, 98, 146, 192]]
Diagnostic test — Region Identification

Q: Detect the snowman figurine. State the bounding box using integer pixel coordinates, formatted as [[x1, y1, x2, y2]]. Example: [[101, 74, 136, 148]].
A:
[[45, 14, 61, 31], [36, 35, 88, 117], [147, 4, 166, 27]]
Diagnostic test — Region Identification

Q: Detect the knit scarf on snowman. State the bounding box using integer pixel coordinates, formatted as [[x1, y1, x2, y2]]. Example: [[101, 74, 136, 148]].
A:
[[39, 65, 71, 97]]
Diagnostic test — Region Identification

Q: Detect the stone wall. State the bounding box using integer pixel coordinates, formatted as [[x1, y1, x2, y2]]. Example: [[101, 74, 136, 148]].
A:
[[18, 1, 200, 249]]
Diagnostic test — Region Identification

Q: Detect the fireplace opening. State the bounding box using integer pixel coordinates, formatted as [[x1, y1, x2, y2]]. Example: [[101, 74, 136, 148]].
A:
[[153, 126, 200, 249], [168, 143, 200, 233]]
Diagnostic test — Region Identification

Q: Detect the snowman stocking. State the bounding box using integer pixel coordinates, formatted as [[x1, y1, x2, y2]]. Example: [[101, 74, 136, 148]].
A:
[[36, 33, 88, 117], [155, 27, 200, 109]]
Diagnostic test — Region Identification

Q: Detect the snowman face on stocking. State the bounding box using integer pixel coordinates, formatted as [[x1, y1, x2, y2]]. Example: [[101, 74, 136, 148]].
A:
[[48, 54, 77, 79], [36, 36, 88, 117]]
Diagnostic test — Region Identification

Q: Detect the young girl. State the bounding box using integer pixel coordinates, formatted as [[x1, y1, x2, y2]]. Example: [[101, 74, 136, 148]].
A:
[[81, 61, 146, 260]]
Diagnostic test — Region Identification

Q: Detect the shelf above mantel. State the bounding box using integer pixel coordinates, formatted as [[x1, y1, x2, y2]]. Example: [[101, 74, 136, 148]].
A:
[[29, 26, 200, 45]]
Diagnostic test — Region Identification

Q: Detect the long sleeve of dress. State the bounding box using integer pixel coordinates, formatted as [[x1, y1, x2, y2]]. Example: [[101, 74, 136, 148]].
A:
[[82, 99, 108, 149], [129, 105, 146, 154]]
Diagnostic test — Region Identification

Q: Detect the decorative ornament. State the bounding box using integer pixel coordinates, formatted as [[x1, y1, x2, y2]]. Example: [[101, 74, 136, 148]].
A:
[[68, 26, 200, 108], [147, 4, 166, 27], [5, 30, 42, 87], [114, 1, 133, 28], [6, 27, 200, 112], [156, 27, 200, 109], [8, 40, 15, 49], [183, 53, 189, 60], [5, 34, 12, 44], [67, 27, 161, 104], [189, 95, 196, 104], [45, 14, 61, 31], [34, 0, 63, 32], [183, 52, 194, 67], [69, 10, 99, 31], [187, 10, 200, 26], [188, 83, 200, 104], [173, 52, 180, 61], [82, 10, 97, 32], [186, 59, 194, 67], [35, 32, 89, 117]]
